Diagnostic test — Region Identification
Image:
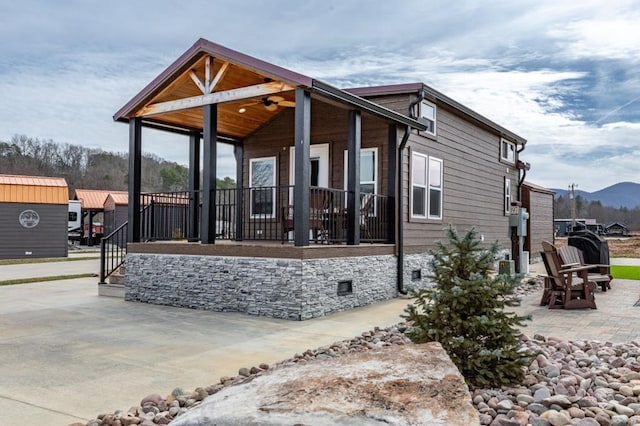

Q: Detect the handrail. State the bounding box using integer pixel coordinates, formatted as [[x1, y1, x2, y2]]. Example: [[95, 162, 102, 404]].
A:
[[99, 220, 128, 284], [99, 203, 152, 284]]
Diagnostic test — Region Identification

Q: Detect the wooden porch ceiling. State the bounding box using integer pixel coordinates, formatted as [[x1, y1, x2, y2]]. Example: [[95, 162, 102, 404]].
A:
[[128, 54, 297, 139], [114, 38, 426, 140]]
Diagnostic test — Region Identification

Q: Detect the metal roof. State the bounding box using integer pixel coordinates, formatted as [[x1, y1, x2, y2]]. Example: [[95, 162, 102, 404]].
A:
[[106, 192, 129, 206], [0, 174, 68, 204], [74, 189, 114, 210]]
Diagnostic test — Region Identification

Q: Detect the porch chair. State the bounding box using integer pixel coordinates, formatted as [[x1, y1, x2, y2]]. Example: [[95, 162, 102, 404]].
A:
[[540, 241, 597, 309], [360, 193, 375, 242], [280, 205, 294, 244], [557, 245, 612, 291], [280, 188, 330, 244]]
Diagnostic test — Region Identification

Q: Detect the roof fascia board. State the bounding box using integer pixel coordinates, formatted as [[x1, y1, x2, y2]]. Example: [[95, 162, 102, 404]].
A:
[[421, 85, 526, 145], [114, 38, 314, 122], [347, 83, 527, 145]]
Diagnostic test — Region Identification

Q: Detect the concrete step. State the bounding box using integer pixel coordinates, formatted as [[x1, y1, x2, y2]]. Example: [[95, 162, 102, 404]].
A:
[[98, 283, 124, 298], [108, 273, 125, 285]]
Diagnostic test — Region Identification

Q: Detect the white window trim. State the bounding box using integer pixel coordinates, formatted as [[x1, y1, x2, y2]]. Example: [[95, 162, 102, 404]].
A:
[[411, 152, 428, 219], [249, 156, 276, 218], [428, 157, 443, 220], [504, 177, 511, 215], [343, 147, 378, 214], [501, 139, 516, 164], [420, 100, 437, 136], [343, 148, 378, 192], [410, 152, 443, 220]]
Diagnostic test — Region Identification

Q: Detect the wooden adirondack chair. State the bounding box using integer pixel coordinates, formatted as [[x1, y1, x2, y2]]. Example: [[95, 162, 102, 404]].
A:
[[558, 245, 612, 291], [540, 241, 597, 309]]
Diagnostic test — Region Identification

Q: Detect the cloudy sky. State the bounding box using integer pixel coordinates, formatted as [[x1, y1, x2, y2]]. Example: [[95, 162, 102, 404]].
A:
[[1, 0, 639, 192]]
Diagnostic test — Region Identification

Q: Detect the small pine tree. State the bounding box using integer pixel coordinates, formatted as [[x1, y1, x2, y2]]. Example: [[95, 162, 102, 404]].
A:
[[403, 226, 531, 388]]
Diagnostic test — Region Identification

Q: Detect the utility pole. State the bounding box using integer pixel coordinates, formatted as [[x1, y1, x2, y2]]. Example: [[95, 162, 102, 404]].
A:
[[569, 183, 577, 228]]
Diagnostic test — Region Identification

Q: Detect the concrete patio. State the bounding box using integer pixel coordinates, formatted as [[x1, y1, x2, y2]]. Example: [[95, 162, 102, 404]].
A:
[[512, 258, 640, 343], [0, 258, 638, 425]]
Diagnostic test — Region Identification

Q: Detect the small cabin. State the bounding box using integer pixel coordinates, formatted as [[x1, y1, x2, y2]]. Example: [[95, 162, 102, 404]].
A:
[[107, 38, 530, 320], [103, 191, 129, 236], [605, 222, 629, 237], [0, 174, 69, 259], [521, 182, 554, 263]]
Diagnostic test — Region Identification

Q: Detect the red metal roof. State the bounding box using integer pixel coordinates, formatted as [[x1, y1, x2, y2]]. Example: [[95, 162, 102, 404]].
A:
[[74, 189, 113, 210], [0, 174, 67, 187], [106, 191, 129, 206], [0, 174, 68, 204]]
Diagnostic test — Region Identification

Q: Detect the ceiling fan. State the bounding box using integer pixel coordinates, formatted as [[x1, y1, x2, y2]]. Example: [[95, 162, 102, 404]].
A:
[[239, 95, 295, 113]]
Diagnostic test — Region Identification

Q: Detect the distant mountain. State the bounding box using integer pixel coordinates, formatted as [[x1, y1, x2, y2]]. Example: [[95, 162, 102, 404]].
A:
[[552, 182, 640, 209]]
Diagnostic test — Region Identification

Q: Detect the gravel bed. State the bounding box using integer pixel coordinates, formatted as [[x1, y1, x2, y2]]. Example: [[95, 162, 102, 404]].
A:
[[85, 277, 640, 426], [83, 323, 414, 426]]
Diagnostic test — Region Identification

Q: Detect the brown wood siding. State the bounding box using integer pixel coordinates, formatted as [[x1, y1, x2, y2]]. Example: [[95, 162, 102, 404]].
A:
[[360, 94, 414, 116], [243, 100, 390, 189], [0, 203, 68, 259], [401, 104, 516, 252], [240, 99, 391, 239], [522, 186, 554, 257]]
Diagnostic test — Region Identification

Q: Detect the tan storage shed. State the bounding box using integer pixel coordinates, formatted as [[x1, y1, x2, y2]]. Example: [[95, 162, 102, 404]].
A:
[[0, 174, 69, 259], [521, 181, 555, 263], [103, 191, 129, 237]]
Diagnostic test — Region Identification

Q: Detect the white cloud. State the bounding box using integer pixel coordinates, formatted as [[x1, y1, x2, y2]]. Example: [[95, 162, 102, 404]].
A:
[[1, 0, 639, 191]]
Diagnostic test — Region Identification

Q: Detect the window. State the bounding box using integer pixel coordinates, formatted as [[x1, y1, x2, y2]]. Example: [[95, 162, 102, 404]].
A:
[[501, 139, 515, 164], [504, 177, 511, 215], [420, 100, 436, 135], [343, 148, 378, 196], [249, 157, 276, 217], [411, 152, 443, 220]]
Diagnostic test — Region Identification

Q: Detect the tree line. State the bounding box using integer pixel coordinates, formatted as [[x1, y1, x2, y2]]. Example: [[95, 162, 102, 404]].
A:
[[554, 194, 640, 231], [0, 135, 235, 196]]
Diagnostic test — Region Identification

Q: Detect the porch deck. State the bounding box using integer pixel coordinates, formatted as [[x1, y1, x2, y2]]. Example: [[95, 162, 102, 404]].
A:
[[127, 239, 396, 259]]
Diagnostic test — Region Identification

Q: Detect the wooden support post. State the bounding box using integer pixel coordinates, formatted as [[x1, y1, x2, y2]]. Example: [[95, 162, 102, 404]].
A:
[[346, 110, 361, 245], [387, 124, 397, 243], [127, 117, 142, 243], [234, 142, 244, 241], [201, 104, 217, 244], [188, 131, 200, 242], [293, 89, 311, 246]]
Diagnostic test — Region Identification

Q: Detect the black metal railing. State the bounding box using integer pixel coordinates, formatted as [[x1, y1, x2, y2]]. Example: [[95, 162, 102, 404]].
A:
[[99, 187, 393, 281], [135, 187, 392, 243], [141, 192, 194, 241], [99, 220, 128, 284], [99, 202, 154, 283]]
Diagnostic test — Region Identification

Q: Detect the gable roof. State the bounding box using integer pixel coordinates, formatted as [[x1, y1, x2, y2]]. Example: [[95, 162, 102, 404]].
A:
[[346, 83, 527, 145], [523, 181, 555, 195], [74, 189, 114, 210], [114, 38, 425, 140], [0, 174, 68, 204], [605, 222, 628, 230], [105, 191, 129, 206]]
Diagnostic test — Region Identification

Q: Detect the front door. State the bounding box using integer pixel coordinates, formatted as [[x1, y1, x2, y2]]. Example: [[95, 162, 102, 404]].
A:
[[289, 144, 329, 188]]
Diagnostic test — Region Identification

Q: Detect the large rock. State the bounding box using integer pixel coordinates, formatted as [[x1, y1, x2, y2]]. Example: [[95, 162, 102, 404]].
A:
[[171, 342, 479, 425]]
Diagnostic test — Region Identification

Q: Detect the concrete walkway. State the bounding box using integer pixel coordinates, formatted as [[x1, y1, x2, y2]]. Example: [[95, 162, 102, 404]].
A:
[[1, 258, 639, 425], [0, 257, 100, 281], [0, 276, 409, 425]]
